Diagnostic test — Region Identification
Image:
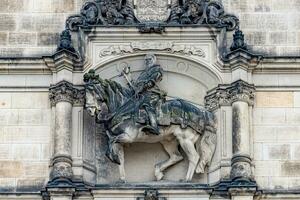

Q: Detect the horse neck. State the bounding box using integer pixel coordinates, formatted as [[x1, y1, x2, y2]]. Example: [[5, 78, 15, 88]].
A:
[[103, 84, 129, 113]]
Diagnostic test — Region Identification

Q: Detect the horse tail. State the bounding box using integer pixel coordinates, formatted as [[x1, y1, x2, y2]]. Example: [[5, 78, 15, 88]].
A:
[[195, 111, 217, 174]]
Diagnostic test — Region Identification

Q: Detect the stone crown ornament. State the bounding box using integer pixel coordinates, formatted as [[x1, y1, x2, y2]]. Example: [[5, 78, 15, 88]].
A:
[[66, 0, 239, 31], [57, 29, 76, 53], [230, 27, 248, 52]]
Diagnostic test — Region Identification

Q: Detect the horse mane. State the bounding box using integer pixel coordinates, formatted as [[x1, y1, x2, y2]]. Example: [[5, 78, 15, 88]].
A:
[[96, 79, 130, 113]]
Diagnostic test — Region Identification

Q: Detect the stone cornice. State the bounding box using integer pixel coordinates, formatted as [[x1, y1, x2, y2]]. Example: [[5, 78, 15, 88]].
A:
[[49, 81, 85, 106], [205, 80, 255, 111]]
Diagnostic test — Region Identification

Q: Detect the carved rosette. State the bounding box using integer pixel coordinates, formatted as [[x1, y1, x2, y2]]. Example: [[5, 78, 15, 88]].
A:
[[49, 81, 85, 107], [205, 80, 255, 111]]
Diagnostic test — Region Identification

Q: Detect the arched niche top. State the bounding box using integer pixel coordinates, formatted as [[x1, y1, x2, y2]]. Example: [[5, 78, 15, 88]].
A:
[[88, 53, 222, 106]]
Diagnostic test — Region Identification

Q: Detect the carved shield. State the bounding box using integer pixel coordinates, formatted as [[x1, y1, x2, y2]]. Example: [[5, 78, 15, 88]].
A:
[[133, 0, 171, 22]]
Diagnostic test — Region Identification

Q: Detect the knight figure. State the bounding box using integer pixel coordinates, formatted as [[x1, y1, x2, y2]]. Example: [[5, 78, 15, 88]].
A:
[[122, 54, 166, 135]]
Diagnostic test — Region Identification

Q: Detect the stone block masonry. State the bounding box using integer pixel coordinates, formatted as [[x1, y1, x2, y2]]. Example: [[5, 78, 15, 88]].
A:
[[0, 92, 51, 193], [253, 91, 300, 190], [0, 0, 76, 57]]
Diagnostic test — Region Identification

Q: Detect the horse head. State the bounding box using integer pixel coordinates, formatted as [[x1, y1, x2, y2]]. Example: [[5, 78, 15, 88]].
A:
[[85, 86, 101, 117], [84, 69, 107, 117]]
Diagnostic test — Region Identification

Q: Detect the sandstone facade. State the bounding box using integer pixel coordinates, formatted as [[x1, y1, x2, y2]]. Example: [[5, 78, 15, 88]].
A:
[[0, 0, 300, 200]]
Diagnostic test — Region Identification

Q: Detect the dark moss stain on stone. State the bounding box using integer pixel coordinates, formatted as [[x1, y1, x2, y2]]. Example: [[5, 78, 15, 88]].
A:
[[232, 106, 241, 153]]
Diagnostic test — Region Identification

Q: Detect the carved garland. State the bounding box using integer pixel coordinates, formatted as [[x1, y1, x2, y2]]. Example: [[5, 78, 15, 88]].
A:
[[99, 42, 206, 58], [66, 0, 239, 32]]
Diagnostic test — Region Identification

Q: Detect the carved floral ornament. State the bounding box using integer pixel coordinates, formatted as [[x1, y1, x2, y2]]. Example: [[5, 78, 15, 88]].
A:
[[99, 42, 206, 58], [66, 0, 239, 32], [49, 81, 85, 106], [205, 80, 255, 111]]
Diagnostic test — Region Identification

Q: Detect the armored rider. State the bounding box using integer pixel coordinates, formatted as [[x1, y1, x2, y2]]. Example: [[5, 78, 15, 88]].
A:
[[122, 54, 166, 135]]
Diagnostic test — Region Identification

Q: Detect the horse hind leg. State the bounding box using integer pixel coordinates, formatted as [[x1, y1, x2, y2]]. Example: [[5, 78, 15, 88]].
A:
[[117, 144, 126, 182], [177, 131, 200, 182], [155, 139, 183, 181]]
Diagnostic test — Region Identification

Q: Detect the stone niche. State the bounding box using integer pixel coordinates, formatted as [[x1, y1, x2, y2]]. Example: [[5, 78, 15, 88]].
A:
[[76, 26, 228, 186], [91, 54, 221, 183]]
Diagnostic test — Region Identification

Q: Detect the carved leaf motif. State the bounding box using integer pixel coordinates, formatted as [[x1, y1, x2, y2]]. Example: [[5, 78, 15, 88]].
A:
[[98, 42, 206, 58]]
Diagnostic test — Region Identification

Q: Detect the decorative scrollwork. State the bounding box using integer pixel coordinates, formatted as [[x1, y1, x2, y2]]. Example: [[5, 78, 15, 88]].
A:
[[168, 0, 239, 30], [98, 42, 206, 58], [67, 0, 138, 31], [66, 0, 239, 31]]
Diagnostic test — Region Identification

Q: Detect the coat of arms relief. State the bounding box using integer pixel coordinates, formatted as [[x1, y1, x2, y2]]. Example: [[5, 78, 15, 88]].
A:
[[133, 0, 171, 22], [66, 0, 238, 31]]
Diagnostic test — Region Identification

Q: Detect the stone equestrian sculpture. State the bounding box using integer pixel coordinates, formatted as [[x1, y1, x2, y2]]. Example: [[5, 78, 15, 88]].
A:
[[84, 54, 217, 182]]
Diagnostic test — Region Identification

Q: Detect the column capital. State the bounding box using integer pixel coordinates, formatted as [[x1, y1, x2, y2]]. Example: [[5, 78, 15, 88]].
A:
[[205, 80, 255, 111], [229, 80, 255, 105], [49, 81, 85, 106]]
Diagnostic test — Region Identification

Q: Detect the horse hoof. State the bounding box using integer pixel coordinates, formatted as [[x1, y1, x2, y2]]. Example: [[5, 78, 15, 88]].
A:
[[155, 169, 164, 181], [155, 172, 164, 181], [154, 166, 164, 181], [116, 179, 126, 184], [179, 179, 191, 183]]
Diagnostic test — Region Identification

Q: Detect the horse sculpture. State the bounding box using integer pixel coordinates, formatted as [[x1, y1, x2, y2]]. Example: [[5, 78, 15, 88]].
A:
[[84, 54, 217, 182]]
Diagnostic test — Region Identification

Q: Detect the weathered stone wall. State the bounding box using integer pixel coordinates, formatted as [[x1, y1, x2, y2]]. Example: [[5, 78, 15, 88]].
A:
[[0, 92, 51, 192], [0, 0, 299, 57], [223, 0, 300, 56], [254, 91, 300, 190], [0, 0, 85, 57]]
